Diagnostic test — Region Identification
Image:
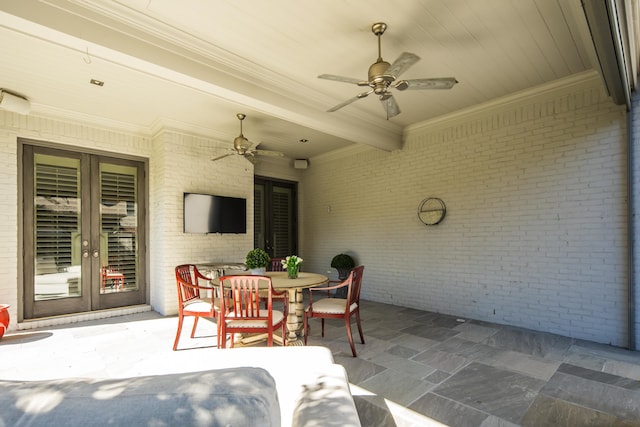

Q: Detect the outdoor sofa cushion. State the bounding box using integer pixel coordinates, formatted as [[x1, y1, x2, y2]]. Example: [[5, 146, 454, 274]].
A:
[[0, 367, 279, 427]]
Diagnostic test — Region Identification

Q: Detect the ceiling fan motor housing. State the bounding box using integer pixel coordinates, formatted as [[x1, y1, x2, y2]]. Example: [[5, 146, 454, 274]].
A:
[[233, 136, 249, 152], [368, 60, 394, 94]]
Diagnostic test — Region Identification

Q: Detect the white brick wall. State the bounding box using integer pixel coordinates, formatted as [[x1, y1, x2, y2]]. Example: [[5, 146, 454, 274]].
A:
[[302, 73, 630, 346], [0, 126, 18, 324], [631, 91, 640, 350], [149, 130, 254, 315]]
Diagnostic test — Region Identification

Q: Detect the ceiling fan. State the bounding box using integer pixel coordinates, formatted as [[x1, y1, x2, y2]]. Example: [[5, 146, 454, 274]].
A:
[[212, 113, 285, 164], [319, 22, 458, 119]]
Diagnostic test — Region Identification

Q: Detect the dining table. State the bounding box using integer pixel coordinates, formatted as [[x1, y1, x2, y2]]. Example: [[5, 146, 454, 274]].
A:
[[208, 269, 329, 346], [265, 271, 328, 344], [197, 262, 247, 279]]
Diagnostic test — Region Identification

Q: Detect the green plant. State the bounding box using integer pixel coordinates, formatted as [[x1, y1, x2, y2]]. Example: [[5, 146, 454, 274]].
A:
[[331, 253, 355, 270], [245, 248, 270, 269], [331, 253, 355, 298], [281, 255, 303, 270]]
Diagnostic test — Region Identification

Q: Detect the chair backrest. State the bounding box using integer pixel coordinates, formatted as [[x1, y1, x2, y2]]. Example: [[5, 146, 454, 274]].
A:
[[268, 258, 285, 272], [219, 275, 274, 320], [175, 264, 205, 304], [347, 265, 365, 306]]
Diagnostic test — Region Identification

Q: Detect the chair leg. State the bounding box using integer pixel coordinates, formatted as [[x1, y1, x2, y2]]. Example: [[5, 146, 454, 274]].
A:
[[216, 319, 222, 349], [355, 310, 365, 344], [173, 314, 184, 351], [321, 318, 325, 337], [345, 317, 357, 357], [303, 313, 309, 345], [281, 323, 287, 347], [219, 324, 227, 348], [190, 316, 199, 338]]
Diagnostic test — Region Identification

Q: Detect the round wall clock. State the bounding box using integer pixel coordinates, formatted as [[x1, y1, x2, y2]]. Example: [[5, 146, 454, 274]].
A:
[[417, 197, 446, 226]]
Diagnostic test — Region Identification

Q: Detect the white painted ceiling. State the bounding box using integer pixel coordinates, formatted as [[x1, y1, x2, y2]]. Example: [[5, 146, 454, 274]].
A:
[[0, 0, 615, 161]]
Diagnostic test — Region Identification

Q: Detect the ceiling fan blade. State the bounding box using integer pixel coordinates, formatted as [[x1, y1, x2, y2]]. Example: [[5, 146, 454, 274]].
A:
[[211, 153, 233, 162], [396, 77, 458, 90], [386, 52, 420, 78], [318, 74, 369, 86], [244, 155, 259, 165], [254, 149, 285, 158], [380, 94, 401, 119], [327, 89, 373, 112], [327, 95, 363, 112]]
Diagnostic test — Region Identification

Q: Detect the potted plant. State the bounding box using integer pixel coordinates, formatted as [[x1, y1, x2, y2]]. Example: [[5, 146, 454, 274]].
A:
[[245, 248, 270, 274], [331, 253, 355, 298]]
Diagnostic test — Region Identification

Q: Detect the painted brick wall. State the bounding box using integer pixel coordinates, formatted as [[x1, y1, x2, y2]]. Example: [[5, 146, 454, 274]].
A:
[[150, 130, 254, 315], [301, 73, 630, 346], [631, 91, 640, 350], [0, 122, 19, 324]]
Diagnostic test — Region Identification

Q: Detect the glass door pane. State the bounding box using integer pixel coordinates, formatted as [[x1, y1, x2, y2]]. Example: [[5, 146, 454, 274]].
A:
[[99, 163, 139, 294], [254, 177, 297, 258], [254, 183, 265, 249], [33, 154, 82, 301], [271, 186, 294, 257]]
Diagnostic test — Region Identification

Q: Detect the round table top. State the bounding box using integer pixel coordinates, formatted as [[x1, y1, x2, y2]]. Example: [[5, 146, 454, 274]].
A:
[[266, 271, 328, 290]]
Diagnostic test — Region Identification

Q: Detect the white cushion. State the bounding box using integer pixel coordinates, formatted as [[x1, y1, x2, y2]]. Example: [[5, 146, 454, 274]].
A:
[[0, 367, 281, 427], [183, 297, 218, 313], [226, 309, 284, 328], [308, 298, 358, 314]]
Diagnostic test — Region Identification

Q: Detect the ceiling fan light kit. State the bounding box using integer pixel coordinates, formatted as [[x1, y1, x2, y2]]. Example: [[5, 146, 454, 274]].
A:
[[319, 22, 458, 119]]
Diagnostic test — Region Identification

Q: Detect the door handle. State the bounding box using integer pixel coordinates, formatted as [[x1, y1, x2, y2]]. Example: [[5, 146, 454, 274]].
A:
[[82, 249, 89, 258], [92, 250, 99, 258]]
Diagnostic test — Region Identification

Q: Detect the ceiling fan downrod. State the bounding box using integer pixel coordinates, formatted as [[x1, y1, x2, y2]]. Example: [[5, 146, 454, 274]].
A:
[[372, 22, 387, 62], [369, 22, 393, 93], [234, 113, 249, 152]]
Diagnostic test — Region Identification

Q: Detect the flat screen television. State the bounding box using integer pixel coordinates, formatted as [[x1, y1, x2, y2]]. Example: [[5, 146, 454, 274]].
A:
[[183, 193, 247, 234]]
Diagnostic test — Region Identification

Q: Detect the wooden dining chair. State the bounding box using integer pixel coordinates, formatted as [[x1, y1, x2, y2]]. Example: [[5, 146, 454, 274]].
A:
[[173, 264, 219, 350], [101, 265, 125, 293], [218, 275, 288, 348], [267, 257, 286, 272], [303, 265, 365, 357], [260, 257, 287, 308]]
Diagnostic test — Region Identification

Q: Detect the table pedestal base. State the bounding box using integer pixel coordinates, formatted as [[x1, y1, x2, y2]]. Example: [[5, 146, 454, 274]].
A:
[[286, 289, 304, 342]]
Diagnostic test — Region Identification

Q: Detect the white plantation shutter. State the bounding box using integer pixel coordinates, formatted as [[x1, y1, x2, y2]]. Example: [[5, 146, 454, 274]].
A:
[[100, 166, 138, 290], [34, 159, 80, 275]]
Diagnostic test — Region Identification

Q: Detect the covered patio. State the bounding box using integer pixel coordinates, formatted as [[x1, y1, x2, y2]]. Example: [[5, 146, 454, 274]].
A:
[[2, 298, 639, 426]]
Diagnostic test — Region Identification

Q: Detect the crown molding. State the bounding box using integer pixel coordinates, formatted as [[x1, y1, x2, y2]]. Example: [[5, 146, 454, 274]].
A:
[[405, 70, 604, 136], [32, 104, 151, 136]]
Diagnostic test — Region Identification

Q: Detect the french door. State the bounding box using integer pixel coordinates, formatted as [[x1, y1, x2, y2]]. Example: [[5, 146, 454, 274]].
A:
[[254, 177, 297, 258], [22, 143, 147, 319]]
